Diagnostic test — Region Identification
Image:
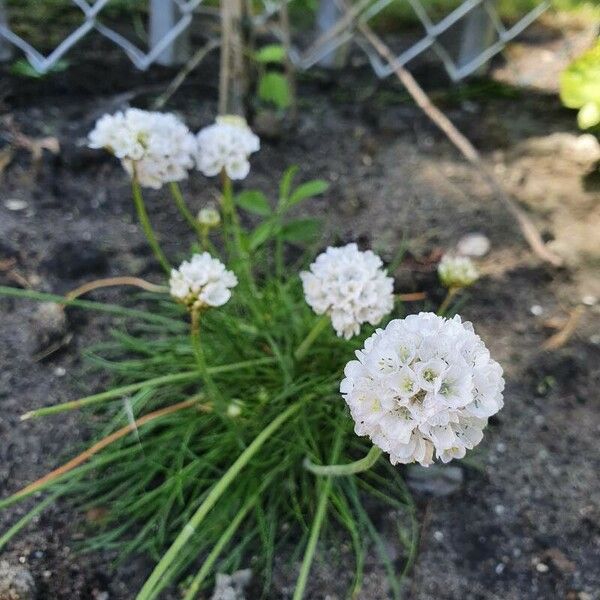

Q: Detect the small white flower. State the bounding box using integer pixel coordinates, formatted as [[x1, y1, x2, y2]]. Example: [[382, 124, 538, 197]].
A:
[[438, 254, 479, 289], [340, 312, 504, 466], [169, 253, 238, 311], [300, 243, 394, 339], [88, 109, 196, 189], [195, 115, 260, 180], [197, 206, 221, 228]]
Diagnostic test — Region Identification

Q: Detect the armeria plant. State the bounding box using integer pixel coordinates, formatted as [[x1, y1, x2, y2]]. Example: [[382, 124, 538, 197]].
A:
[[0, 108, 504, 599]]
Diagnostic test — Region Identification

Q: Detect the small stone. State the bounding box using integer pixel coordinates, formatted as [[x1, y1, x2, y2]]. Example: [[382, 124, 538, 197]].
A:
[[53, 366, 66, 377], [4, 199, 29, 211], [495, 563, 505, 575], [211, 569, 252, 600], [433, 530, 444, 542], [406, 464, 464, 497], [29, 302, 68, 353], [456, 233, 491, 258], [536, 562, 549, 573], [494, 505, 506, 516], [582, 295, 597, 307], [530, 305, 544, 316], [0, 561, 36, 600], [496, 442, 506, 453]]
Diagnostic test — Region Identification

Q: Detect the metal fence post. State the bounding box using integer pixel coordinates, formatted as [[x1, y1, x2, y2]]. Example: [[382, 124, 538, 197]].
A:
[[457, 1, 496, 75], [0, 0, 12, 62], [149, 0, 189, 67], [316, 0, 349, 68]]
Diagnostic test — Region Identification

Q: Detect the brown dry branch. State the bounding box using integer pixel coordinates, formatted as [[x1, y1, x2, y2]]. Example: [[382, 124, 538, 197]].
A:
[[542, 306, 585, 350], [357, 23, 563, 268], [12, 398, 209, 501], [65, 276, 167, 301], [153, 38, 221, 110], [396, 292, 427, 302]]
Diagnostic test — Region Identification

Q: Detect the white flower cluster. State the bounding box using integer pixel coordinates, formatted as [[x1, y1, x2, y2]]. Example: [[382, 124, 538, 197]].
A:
[[438, 254, 479, 289], [340, 312, 504, 466], [300, 243, 394, 339], [169, 253, 238, 311], [195, 115, 260, 180], [88, 109, 196, 189]]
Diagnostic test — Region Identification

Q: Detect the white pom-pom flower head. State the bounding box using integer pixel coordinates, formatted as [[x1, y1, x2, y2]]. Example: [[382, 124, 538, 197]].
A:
[[300, 243, 394, 340], [195, 115, 260, 181], [438, 253, 479, 289], [88, 108, 196, 189], [340, 312, 504, 466], [169, 253, 238, 313]]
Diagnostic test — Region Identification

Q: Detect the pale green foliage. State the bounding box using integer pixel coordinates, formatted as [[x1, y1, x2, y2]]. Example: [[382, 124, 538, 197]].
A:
[[560, 40, 600, 130]]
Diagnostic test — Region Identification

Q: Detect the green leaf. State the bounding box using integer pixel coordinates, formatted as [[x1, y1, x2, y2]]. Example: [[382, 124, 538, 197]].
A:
[[258, 72, 291, 110], [560, 40, 600, 110], [236, 190, 272, 216], [254, 44, 287, 64], [281, 218, 321, 244], [279, 166, 299, 205], [577, 102, 600, 129], [288, 180, 329, 207], [249, 221, 278, 250]]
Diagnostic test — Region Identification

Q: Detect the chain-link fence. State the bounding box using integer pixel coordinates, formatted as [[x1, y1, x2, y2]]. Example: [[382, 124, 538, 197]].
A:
[[0, 0, 548, 82]]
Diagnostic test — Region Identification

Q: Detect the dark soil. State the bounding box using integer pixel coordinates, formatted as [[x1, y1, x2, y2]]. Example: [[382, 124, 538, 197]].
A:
[[1, 14, 599, 600]]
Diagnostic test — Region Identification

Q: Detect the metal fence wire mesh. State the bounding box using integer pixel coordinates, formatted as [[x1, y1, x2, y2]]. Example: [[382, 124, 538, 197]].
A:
[[0, 0, 549, 81]]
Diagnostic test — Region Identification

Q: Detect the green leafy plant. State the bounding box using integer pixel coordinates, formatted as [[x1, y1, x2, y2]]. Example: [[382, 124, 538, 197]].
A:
[[560, 40, 600, 131], [254, 43, 292, 111], [0, 110, 499, 600]]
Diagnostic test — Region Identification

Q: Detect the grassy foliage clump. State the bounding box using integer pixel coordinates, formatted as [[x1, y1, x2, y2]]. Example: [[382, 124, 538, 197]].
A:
[[1, 159, 418, 599]]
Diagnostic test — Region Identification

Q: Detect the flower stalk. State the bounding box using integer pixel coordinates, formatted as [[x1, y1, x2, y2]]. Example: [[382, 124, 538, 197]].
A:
[[303, 445, 382, 477], [132, 176, 171, 274], [294, 314, 330, 361], [169, 181, 204, 240]]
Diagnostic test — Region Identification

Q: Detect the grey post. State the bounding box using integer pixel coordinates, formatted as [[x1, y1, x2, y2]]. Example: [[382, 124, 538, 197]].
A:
[[149, 0, 190, 67], [316, 0, 349, 68], [457, 0, 496, 75]]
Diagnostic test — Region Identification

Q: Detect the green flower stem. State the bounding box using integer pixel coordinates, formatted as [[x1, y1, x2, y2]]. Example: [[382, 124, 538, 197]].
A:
[[293, 431, 343, 600], [169, 181, 203, 239], [294, 314, 330, 361], [182, 493, 260, 600], [0, 286, 182, 330], [136, 402, 302, 600], [132, 177, 171, 274], [220, 170, 236, 258], [190, 310, 223, 407], [220, 171, 256, 291], [303, 445, 382, 477], [20, 357, 276, 420], [437, 287, 459, 316]]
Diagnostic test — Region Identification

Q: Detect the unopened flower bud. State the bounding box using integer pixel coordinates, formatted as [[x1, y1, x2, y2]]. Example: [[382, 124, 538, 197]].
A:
[[197, 206, 221, 228], [438, 254, 479, 289], [227, 400, 243, 418]]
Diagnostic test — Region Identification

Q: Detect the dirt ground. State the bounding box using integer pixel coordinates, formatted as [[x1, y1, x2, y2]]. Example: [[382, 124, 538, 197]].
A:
[[1, 13, 599, 600]]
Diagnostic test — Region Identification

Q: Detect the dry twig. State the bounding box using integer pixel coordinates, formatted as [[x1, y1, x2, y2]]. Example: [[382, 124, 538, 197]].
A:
[[542, 306, 585, 350], [357, 23, 563, 267]]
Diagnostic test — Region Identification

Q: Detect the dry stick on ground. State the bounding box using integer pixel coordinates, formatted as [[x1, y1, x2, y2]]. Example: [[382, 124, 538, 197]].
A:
[[12, 398, 209, 501], [358, 23, 563, 267], [65, 276, 168, 301], [542, 305, 585, 350], [153, 39, 221, 110]]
